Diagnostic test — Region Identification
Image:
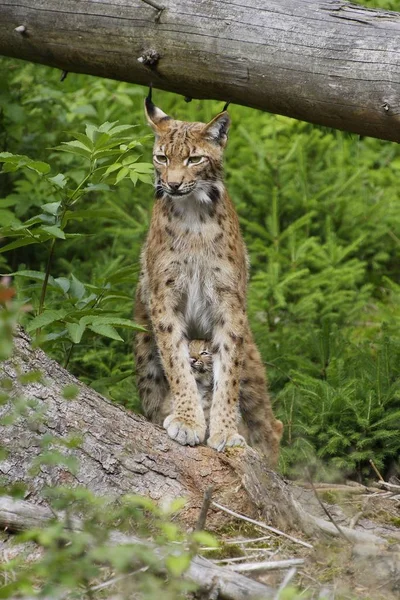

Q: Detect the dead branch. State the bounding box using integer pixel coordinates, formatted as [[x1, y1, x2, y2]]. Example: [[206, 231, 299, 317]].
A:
[[1, 1, 400, 142]]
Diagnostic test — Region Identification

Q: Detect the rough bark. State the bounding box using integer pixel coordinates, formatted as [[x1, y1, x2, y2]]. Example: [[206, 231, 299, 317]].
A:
[[0, 1, 400, 142], [0, 328, 309, 536]]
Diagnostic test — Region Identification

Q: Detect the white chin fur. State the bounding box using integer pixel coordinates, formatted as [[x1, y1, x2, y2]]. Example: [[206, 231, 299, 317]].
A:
[[167, 180, 224, 204]]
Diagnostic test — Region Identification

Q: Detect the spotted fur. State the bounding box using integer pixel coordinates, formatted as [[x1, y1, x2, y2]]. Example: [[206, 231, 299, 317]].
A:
[[134, 98, 283, 462], [186, 340, 283, 466], [162, 339, 214, 430]]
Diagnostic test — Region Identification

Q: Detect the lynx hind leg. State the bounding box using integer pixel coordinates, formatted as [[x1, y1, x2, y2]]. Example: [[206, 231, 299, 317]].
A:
[[134, 293, 170, 425], [239, 338, 283, 467], [135, 329, 170, 424]]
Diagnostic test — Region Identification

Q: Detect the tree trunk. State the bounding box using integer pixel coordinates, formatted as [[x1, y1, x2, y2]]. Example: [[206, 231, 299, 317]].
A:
[[0, 328, 309, 536], [0, 1, 400, 142]]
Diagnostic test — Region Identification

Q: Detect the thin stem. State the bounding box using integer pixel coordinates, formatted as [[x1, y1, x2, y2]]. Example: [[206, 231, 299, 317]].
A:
[[265, 361, 299, 387], [64, 343, 74, 369], [38, 238, 56, 316], [67, 168, 94, 206]]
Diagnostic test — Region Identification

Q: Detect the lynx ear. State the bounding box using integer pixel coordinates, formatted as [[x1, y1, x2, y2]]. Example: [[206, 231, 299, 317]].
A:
[[144, 92, 171, 133], [202, 111, 230, 147]]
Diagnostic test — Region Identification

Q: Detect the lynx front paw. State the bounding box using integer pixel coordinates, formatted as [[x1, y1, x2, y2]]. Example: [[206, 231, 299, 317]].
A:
[[207, 431, 247, 452], [163, 414, 206, 446]]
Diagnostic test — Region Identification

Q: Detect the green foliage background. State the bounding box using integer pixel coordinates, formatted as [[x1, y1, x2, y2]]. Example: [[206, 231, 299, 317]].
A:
[[1, 0, 400, 481]]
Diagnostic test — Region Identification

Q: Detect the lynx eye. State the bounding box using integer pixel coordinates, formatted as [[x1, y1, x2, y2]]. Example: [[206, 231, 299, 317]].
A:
[[187, 156, 204, 165], [200, 351, 210, 356], [154, 154, 168, 164]]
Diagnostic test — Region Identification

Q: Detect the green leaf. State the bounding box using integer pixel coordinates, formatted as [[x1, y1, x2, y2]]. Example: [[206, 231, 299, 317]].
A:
[[26, 309, 67, 332], [54, 277, 70, 293], [129, 162, 153, 174], [122, 155, 139, 166], [191, 531, 219, 547], [108, 123, 137, 135], [0, 208, 20, 226], [56, 141, 91, 159], [9, 270, 56, 287], [88, 316, 145, 331], [69, 274, 86, 300], [0, 152, 50, 174], [0, 151, 15, 160], [0, 237, 42, 254], [84, 183, 110, 192], [28, 160, 51, 174], [18, 370, 43, 385], [129, 172, 138, 186], [66, 321, 86, 344], [85, 123, 97, 142], [41, 225, 66, 239], [72, 132, 94, 150], [41, 201, 61, 215], [48, 173, 68, 189], [137, 174, 153, 185], [88, 323, 124, 341], [165, 553, 191, 577], [161, 497, 187, 515], [115, 167, 129, 184], [13, 215, 44, 229], [90, 371, 132, 390], [104, 162, 123, 176]]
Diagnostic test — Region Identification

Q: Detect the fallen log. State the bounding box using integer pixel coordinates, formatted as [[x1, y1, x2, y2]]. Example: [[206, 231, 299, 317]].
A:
[[0, 327, 309, 535], [0, 1, 400, 142]]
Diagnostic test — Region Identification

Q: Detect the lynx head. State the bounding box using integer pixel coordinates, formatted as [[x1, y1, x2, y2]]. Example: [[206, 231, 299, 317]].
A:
[[188, 339, 213, 386], [145, 95, 230, 200]]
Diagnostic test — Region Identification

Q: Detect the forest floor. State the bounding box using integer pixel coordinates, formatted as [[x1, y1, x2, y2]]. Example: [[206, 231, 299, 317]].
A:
[[1, 480, 399, 599], [207, 479, 400, 599]]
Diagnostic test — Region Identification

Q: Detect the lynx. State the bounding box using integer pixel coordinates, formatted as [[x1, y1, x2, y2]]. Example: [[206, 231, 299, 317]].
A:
[[134, 94, 283, 463], [162, 340, 214, 432], [188, 340, 283, 466], [187, 339, 214, 423]]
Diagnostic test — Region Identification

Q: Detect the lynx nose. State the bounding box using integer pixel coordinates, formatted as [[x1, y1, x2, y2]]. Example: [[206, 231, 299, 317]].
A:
[[190, 357, 196, 365], [168, 181, 182, 192]]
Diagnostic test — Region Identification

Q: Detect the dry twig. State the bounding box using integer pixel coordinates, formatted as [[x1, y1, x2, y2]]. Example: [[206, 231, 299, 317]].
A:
[[196, 485, 214, 531], [212, 501, 313, 549], [306, 471, 351, 543], [215, 552, 271, 564], [223, 535, 271, 545], [226, 558, 304, 572], [369, 459, 385, 482]]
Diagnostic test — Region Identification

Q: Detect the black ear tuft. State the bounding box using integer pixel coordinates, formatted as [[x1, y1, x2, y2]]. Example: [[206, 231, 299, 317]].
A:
[[145, 84, 156, 117], [144, 87, 171, 131]]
